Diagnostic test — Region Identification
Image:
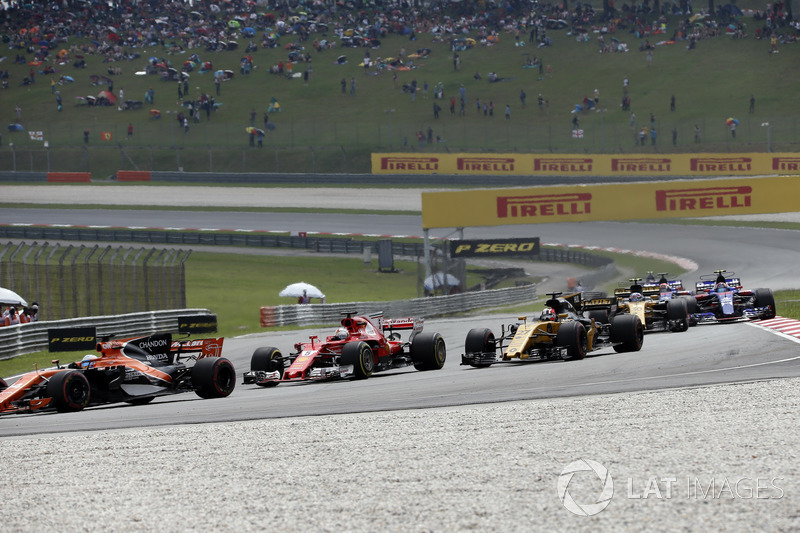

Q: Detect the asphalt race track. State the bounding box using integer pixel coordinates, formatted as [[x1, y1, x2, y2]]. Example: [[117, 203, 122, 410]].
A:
[[3, 188, 800, 530], [1, 317, 799, 438], [1, 191, 799, 435]]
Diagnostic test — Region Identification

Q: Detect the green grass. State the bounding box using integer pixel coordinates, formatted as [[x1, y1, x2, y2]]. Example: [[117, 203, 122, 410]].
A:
[[1, 7, 798, 176]]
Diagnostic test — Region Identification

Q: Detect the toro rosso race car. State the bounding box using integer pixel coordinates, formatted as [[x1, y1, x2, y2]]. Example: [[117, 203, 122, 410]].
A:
[[607, 276, 692, 333], [243, 312, 446, 386], [0, 333, 235, 415], [692, 270, 776, 323], [461, 292, 643, 367]]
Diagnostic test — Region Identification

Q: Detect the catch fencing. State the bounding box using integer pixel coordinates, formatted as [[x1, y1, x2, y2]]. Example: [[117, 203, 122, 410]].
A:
[[0, 242, 190, 321], [261, 283, 538, 327], [0, 115, 796, 174]]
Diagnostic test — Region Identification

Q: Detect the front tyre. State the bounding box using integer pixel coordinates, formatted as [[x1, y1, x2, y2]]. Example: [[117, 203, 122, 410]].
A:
[[47, 370, 91, 412], [610, 314, 644, 353], [193, 357, 236, 399], [340, 341, 374, 379], [556, 321, 587, 360], [754, 288, 777, 319], [251, 346, 284, 387], [410, 331, 446, 371], [464, 327, 496, 368]]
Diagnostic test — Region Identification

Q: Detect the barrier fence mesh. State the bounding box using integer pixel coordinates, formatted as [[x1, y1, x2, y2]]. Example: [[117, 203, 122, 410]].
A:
[[0, 243, 188, 321]]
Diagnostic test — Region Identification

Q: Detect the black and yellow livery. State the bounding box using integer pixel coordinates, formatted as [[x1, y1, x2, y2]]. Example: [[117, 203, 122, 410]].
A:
[[461, 292, 644, 367]]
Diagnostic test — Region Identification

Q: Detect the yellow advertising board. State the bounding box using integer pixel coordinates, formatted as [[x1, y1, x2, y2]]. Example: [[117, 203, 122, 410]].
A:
[[372, 152, 800, 177], [421, 176, 800, 229]]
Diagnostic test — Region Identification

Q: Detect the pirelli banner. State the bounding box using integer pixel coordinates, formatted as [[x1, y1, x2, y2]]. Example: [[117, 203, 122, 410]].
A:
[[421, 176, 800, 229], [372, 152, 800, 176]]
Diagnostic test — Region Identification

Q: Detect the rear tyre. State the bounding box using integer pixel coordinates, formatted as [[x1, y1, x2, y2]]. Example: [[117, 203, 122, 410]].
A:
[[251, 346, 284, 387], [556, 321, 588, 360], [610, 315, 644, 353], [46, 370, 91, 412], [464, 327, 496, 368], [681, 296, 699, 326], [193, 357, 236, 399], [340, 341, 374, 379], [0, 377, 7, 392], [666, 298, 689, 332], [410, 331, 446, 371], [754, 288, 776, 319]]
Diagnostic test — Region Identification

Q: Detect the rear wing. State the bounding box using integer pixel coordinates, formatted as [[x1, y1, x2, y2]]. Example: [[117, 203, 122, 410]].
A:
[[582, 297, 614, 311], [172, 337, 224, 359], [382, 317, 424, 334]]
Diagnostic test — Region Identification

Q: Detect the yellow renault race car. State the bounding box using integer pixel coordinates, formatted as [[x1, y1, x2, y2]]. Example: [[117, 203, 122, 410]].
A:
[[461, 292, 644, 367], [602, 277, 691, 333]]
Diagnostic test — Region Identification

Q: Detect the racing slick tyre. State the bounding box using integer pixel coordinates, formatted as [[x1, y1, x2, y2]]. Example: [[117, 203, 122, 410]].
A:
[[410, 331, 447, 371], [754, 288, 777, 320], [556, 321, 588, 360], [251, 346, 284, 387], [192, 357, 236, 399], [463, 327, 496, 368], [666, 298, 690, 332], [681, 296, 699, 326], [341, 341, 374, 379], [610, 314, 644, 353], [46, 370, 91, 412], [0, 377, 7, 392]]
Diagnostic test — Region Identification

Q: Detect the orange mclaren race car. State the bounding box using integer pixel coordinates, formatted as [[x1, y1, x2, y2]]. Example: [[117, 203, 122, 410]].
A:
[[0, 333, 235, 415]]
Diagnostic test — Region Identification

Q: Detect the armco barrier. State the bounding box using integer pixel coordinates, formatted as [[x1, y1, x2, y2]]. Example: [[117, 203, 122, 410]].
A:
[[116, 170, 151, 181], [260, 284, 537, 327], [46, 172, 91, 183], [0, 308, 213, 361]]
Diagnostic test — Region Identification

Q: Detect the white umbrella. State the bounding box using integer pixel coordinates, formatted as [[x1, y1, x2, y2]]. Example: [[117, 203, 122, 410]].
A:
[[0, 287, 27, 306], [279, 282, 325, 299], [423, 273, 460, 291]]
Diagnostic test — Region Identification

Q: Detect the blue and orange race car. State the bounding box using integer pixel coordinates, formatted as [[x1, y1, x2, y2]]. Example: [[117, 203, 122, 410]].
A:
[[0, 333, 235, 415]]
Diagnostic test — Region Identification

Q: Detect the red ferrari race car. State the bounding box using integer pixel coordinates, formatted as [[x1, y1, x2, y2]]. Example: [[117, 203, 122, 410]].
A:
[[0, 333, 235, 415], [243, 312, 446, 386]]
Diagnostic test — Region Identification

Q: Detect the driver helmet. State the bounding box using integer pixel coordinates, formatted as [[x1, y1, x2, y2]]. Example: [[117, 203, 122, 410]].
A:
[[715, 282, 728, 292], [629, 292, 644, 302], [540, 307, 557, 322], [333, 327, 349, 340], [659, 283, 670, 292]]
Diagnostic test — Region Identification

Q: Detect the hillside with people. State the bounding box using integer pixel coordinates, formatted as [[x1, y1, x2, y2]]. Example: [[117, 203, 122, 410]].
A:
[[1, 0, 798, 175]]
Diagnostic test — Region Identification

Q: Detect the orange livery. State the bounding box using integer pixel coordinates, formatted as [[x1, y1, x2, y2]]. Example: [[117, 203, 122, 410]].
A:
[[0, 333, 235, 415]]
